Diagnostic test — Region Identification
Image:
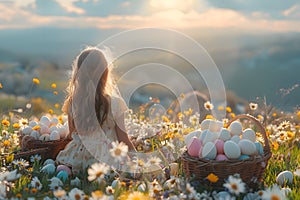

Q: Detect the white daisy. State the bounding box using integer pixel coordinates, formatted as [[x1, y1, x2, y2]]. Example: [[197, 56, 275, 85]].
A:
[[30, 154, 41, 163], [105, 186, 115, 195], [87, 163, 110, 182], [12, 158, 29, 168], [223, 175, 246, 196], [261, 184, 286, 200], [53, 189, 67, 199], [109, 141, 128, 162], [204, 101, 214, 111], [294, 168, 300, 177], [249, 102, 258, 111], [145, 156, 162, 168], [48, 177, 63, 190], [30, 177, 42, 190], [68, 188, 85, 200], [186, 183, 200, 199]]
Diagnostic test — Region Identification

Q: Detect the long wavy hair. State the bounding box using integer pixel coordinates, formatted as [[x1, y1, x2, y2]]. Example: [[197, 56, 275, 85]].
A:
[[62, 47, 114, 131]]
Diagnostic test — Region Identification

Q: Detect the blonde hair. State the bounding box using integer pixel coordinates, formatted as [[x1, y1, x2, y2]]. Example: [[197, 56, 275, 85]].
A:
[[63, 46, 114, 128]]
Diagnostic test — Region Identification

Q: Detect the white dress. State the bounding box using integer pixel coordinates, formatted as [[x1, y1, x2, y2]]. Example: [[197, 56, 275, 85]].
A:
[[56, 95, 127, 173]]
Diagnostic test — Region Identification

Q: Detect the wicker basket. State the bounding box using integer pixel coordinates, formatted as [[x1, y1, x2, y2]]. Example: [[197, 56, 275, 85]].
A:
[[20, 135, 72, 160], [181, 114, 272, 189]]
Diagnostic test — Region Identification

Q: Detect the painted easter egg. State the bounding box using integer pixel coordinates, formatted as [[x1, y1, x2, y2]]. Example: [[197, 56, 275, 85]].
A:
[[228, 121, 243, 136], [255, 142, 264, 155], [22, 126, 32, 135], [238, 139, 257, 156], [208, 120, 223, 132], [224, 141, 241, 159], [200, 119, 213, 130], [202, 131, 218, 144], [30, 130, 40, 140], [58, 127, 68, 139], [40, 116, 51, 127], [39, 134, 50, 141], [187, 137, 202, 157], [238, 155, 250, 160], [56, 171, 68, 182], [50, 130, 60, 140], [201, 142, 217, 160], [215, 139, 225, 154], [215, 154, 228, 161], [276, 171, 294, 186], [49, 125, 58, 133], [242, 128, 256, 142], [41, 163, 56, 174], [50, 117, 59, 126], [40, 124, 50, 135], [57, 165, 72, 175], [219, 128, 231, 141], [29, 121, 38, 127], [231, 135, 240, 144], [184, 129, 201, 146], [43, 159, 55, 165]]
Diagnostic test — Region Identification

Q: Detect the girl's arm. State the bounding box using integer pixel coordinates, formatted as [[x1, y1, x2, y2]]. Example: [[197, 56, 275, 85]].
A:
[[115, 115, 136, 151]]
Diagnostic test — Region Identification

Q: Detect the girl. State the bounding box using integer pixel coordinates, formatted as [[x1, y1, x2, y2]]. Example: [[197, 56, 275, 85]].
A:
[[56, 46, 136, 172]]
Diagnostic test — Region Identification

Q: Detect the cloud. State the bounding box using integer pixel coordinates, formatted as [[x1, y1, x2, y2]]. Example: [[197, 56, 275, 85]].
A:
[[282, 5, 300, 18], [54, 0, 85, 14]]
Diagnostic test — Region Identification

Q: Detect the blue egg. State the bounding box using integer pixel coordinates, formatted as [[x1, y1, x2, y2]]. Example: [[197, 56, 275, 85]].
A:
[[239, 155, 250, 160], [255, 142, 264, 155], [41, 163, 56, 174], [56, 170, 68, 182]]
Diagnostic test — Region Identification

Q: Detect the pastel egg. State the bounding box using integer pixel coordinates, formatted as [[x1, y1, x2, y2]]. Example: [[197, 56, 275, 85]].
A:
[[215, 139, 225, 154], [239, 155, 250, 160], [216, 154, 228, 161], [40, 124, 50, 135], [255, 142, 264, 155], [201, 142, 217, 160], [43, 159, 55, 165], [49, 125, 58, 133], [29, 121, 38, 127], [199, 130, 208, 143], [50, 117, 59, 125], [30, 130, 40, 140], [40, 116, 51, 127], [208, 120, 223, 132], [58, 127, 68, 139], [224, 141, 241, 159], [202, 131, 218, 144], [22, 126, 32, 135], [184, 129, 201, 146], [238, 139, 257, 156], [56, 170, 68, 182], [231, 135, 240, 144], [229, 121, 243, 136], [219, 128, 231, 141], [39, 134, 50, 141], [57, 165, 72, 175], [41, 163, 56, 174], [187, 137, 202, 157], [50, 130, 60, 140], [242, 128, 256, 142], [200, 119, 213, 130], [276, 171, 294, 186]]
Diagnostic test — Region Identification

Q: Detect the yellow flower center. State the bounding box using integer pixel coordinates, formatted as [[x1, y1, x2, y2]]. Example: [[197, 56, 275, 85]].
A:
[[231, 183, 238, 190], [75, 194, 81, 200], [96, 171, 103, 178], [271, 195, 280, 200], [114, 148, 122, 156]]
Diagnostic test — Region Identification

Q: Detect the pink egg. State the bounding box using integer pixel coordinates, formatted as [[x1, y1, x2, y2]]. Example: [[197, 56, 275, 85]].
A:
[[215, 154, 228, 161], [187, 137, 202, 157], [57, 165, 72, 176], [215, 139, 225, 154]]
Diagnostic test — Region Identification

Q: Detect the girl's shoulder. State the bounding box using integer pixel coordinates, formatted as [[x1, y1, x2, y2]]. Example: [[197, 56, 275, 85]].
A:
[[110, 94, 128, 117]]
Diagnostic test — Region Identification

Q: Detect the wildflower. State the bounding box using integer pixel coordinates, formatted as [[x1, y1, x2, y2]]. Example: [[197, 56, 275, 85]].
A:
[[145, 156, 162, 168], [12, 158, 29, 168], [273, 112, 277, 117], [0, 83, 2, 89], [1, 119, 10, 126], [51, 83, 57, 88], [13, 123, 20, 129], [2, 140, 10, 147], [31, 188, 38, 194], [68, 188, 85, 200], [5, 154, 14, 163], [261, 184, 286, 200], [48, 177, 63, 190], [186, 183, 199, 199], [105, 186, 115, 195], [30, 154, 41, 163], [223, 174, 246, 196], [249, 102, 258, 111], [32, 78, 40, 84], [177, 112, 183, 119], [297, 111, 300, 119], [48, 109, 54, 114], [54, 103, 60, 109], [205, 115, 214, 119], [19, 118, 28, 126], [91, 190, 105, 199], [53, 189, 67, 199], [109, 141, 128, 162], [278, 121, 290, 130], [119, 191, 153, 200], [32, 125, 41, 131], [87, 163, 109, 182], [207, 173, 219, 183], [53, 91, 58, 95], [272, 141, 279, 151], [204, 101, 214, 111], [218, 106, 224, 111], [230, 113, 236, 118], [294, 168, 300, 177], [226, 106, 232, 113], [30, 177, 42, 190]]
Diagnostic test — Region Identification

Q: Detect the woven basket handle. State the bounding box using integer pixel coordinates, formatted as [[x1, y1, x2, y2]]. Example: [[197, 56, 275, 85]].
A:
[[228, 114, 271, 156]]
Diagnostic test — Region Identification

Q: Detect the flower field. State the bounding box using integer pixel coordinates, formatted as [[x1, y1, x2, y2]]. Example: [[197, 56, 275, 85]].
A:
[[0, 80, 300, 200]]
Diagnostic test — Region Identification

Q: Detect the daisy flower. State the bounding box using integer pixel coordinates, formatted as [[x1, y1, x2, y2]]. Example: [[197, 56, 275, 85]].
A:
[[249, 102, 258, 111], [68, 188, 85, 200], [87, 163, 109, 182], [30, 155, 41, 163], [105, 186, 115, 195], [48, 177, 63, 190], [204, 101, 214, 111], [145, 156, 162, 168], [109, 141, 128, 162], [261, 184, 286, 200], [12, 158, 29, 168], [223, 174, 246, 196], [30, 177, 42, 190], [53, 189, 67, 199], [278, 121, 290, 130]]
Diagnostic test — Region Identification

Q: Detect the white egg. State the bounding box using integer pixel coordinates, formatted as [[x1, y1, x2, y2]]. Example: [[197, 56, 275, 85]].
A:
[[229, 121, 243, 136], [276, 171, 294, 186], [219, 128, 231, 141], [199, 129, 208, 143], [58, 127, 68, 139], [40, 124, 50, 135], [22, 126, 32, 135], [49, 126, 58, 133], [184, 129, 201, 146], [201, 142, 217, 160], [202, 131, 218, 144], [39, 134, 50, 141], [231, 135, 240, 144], [50, 130, 60, 140], [50, 117, 59, 126], [238, 139, 257, 156], [200, 119, 213, 130], [255, 142, 264, 155], [29, 121, 38, 127], [242, 128, 256, 142], [40, 116, 51, 127], [208, 120, 223, 132], [30, 130, 40, 140], [224, 141, 241, 159]]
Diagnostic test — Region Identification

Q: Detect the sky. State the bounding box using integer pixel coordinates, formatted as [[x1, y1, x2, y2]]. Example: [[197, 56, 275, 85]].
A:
[[0, 0, 300, 32]]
